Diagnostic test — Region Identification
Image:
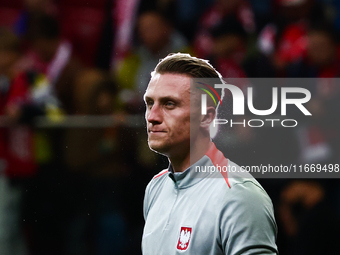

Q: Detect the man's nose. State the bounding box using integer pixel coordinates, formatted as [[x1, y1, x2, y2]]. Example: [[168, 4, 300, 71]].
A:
[[146, 104, 162, 124]]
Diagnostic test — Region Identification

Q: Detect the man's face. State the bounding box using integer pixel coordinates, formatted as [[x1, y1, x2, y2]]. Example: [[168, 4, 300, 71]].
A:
[[144, 73, 199, 157]]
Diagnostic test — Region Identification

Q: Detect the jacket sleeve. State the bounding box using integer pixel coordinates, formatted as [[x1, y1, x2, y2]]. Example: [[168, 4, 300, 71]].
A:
[[220, 181, 278, 255]]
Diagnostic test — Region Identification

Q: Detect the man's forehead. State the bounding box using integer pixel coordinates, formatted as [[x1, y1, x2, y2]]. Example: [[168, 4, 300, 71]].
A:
[[145, 73, 191, 97]]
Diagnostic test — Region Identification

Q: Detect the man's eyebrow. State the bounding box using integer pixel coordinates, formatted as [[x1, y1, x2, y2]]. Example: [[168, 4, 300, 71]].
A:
[[144, 95, 182, 103], [144, 95, 152, 102], [159, 96, 181, 103]]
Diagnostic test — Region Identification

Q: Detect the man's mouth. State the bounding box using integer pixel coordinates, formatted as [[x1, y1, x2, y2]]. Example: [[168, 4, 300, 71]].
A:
[[149, 130, 166, 133], [148, 128, 168, 135]]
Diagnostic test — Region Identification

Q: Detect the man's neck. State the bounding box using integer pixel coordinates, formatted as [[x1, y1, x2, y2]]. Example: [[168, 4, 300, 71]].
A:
[[169, 139, 213, 173]]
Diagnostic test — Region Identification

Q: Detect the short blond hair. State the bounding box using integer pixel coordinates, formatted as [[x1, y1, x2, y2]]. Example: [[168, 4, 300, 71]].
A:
[[152, 53, 225, 105], [153, 53, 222, 79]]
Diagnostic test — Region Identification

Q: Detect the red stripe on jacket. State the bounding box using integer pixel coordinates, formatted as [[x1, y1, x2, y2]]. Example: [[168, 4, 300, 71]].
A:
[[205, 143, 231, 188]]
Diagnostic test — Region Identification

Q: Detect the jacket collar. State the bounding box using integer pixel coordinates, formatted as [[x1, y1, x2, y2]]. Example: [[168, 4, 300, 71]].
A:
[[167, 143, 223, 189]]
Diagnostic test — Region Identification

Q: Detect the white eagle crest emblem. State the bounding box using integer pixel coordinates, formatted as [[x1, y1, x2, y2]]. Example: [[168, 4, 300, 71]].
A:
[[176, 227, 192, 251]]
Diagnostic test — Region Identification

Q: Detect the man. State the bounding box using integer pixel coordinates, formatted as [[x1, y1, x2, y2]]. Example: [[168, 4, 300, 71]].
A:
[[142, 53, 278, 254]]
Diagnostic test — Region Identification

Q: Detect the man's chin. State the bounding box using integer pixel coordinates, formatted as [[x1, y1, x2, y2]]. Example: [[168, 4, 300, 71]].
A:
[[148, 141, 169, 155]]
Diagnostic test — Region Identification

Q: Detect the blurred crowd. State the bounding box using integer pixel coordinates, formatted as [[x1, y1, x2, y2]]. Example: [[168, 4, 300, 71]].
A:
[[1, 0, 340, 254]]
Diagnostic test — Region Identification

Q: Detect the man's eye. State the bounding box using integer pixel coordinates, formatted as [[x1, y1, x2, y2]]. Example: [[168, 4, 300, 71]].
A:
[[165, 101, 175, 108], [146, 101, 154, 109]]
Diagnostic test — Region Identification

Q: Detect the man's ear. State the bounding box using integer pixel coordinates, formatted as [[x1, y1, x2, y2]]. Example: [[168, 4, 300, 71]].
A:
[[200, 106, 216, 129]]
